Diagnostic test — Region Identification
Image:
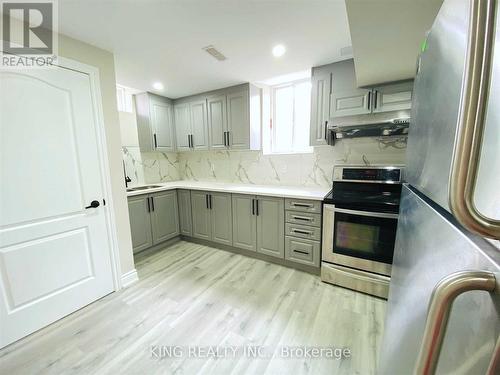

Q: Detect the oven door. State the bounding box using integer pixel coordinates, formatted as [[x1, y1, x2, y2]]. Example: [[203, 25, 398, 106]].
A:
[[322, 204, 398, 275]]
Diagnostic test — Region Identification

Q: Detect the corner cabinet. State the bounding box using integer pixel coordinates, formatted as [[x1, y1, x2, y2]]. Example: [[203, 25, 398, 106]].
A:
[[177, 189, 193, 236], [135, 92, 175, 152], [127, 190, 179, 254]]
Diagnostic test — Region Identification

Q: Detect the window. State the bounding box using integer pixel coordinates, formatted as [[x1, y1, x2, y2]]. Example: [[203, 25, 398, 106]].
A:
[[116, 85, 134, 113], [268, 79, 312, 154]]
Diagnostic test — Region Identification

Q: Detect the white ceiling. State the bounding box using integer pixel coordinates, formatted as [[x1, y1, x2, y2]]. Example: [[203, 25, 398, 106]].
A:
[[58, 0, 352, 98]]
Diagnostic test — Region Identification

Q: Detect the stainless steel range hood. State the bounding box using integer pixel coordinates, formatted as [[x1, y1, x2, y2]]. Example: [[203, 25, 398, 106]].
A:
[[327, 109, 410, 144]]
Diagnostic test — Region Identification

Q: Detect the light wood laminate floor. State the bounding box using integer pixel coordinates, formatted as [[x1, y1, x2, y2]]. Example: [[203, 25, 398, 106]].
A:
[[0, 240, 386, 374]]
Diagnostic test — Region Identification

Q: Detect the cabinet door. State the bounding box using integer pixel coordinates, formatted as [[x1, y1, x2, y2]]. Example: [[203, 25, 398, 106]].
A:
[[210, 192, 233, 246], [310, 73, 330, 146], [135, 93, 154, 152], [232, 194, 257, 251], [150, 190, 180, 245], [330, 89, 371, 118], [190, 100, 209, 150], [177, 189, 192, 236], [127, 195, 153, 253], [226, 90, 250, 149], [152, 102, 175, 152], [207, 95, 227, 150], [372, 81, 413, 113], [174, 103, 191, 151], [256, 196, 284, 259], [191, 190, 211, 240]]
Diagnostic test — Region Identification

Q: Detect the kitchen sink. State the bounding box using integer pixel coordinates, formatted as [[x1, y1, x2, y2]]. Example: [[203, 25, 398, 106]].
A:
[[126, 185, 163, 192]]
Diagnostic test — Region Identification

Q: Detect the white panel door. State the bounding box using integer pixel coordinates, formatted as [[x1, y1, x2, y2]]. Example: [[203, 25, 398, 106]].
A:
[[0, 65, 114, 348]]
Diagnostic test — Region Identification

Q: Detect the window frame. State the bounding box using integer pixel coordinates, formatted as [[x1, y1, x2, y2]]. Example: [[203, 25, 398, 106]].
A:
[[269, 77, 312, 155]]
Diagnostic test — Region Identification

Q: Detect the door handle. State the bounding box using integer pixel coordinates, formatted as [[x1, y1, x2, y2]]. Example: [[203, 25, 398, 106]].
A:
[[324, 121, 328, 141], [367, 91, 371, 111], [205, 194, 209, 209], [209, 194, 212, 209], [223, 131, 227, 147], [147, 197, 150, 212], [226, 131, 230, 147], [255, 199, 259, 216], [187, 135, 191, 148], [448, 0, 500, 239], [153, 133, 158, 148], [373, 90, 378, 109], [252, 198, 255, 215], [415, 270, 497, 375], [85, 200, 100, 209], [190, 134, 194, 148], [150, 197, 155, 212]]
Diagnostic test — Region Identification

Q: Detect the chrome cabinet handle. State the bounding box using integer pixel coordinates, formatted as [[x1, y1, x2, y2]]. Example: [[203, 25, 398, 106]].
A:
[[449, 0, 500, 239], [415, 270, 497, 375]]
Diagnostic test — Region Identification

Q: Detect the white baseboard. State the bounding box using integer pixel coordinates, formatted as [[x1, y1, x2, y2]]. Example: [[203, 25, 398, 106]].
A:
[[121, 269, 138, 288]]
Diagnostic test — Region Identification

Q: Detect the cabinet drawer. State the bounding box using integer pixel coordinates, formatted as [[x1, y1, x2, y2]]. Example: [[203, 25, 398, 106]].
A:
[[285, 223, 321, 241], [285, 198, 321, 213], [285, 211, 321, 227], [285, 236, 320, 267]]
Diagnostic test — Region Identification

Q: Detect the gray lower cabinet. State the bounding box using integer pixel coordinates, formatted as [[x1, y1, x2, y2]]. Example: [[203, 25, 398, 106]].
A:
[[127, 190, 180, 253], [191, 190, 212, 240], [285, 236, 320, 267], [256, 196, 285, 259], [210, 192, 233, 245], [150, 190, 179, 244], [191, 190, 232, 244], [127, 195, 153, 253], [232, 194, 284, 259], [177, 189, 192, 236], [232, 194, 257, 251]]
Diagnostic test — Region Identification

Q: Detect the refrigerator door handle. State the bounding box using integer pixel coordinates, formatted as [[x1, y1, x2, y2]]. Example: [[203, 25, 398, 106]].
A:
[[449, 0, 500, 239], [415, 270, 498, 375]]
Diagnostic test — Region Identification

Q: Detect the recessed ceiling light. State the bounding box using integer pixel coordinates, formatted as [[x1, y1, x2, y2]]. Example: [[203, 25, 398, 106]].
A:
[[272, 44, 286, 57], [152, 82, 164, 91]]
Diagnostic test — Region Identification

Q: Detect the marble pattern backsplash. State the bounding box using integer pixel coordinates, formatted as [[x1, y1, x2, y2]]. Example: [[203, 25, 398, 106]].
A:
[[123, 137, 407, 189]]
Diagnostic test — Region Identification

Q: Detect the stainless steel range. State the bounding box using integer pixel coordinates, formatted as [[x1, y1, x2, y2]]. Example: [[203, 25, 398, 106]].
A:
[[321, 165, 404, 298]]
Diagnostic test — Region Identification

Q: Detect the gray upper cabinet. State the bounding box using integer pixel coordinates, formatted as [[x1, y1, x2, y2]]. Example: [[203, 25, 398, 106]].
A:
[[207, 94, 227, 150], [210, 192, 233, 246], [372, 81, 414, 113], [174, 83, 261, 152], [226, 89, 250, 149], [256, 196, 284, 259], [127, 195, 153, 254], [190, 100, 209, 150], [191, 190, 211, 240], [174, 103, 191, 151], [330, 89, 372, 118], [232, 194, 257, 252], [310, 59, 414, 134], [174, 99, 209, 151], [150, 190, 180, 244], [309, 72, 331, 146], [135, 92, 175, 152], [177, 189, 192, 236]]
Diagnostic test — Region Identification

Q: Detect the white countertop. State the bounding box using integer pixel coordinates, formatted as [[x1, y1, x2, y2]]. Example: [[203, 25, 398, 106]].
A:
[[126, 181, 329, 201]]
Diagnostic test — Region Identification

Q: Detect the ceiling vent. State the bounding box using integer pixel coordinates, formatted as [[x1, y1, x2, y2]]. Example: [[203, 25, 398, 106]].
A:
[[340, 45, 353, 57], [203, 45, 227, 61]]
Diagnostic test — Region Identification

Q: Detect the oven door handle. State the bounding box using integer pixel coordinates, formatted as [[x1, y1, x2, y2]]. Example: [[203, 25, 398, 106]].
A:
[[334, 207, 399, 219]]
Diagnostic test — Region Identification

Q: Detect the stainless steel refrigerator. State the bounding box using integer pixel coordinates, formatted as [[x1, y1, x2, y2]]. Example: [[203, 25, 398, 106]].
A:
[[379, 0, 500, 374]]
